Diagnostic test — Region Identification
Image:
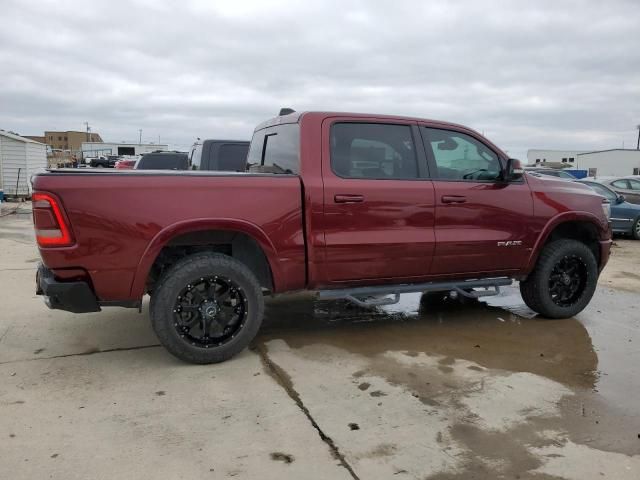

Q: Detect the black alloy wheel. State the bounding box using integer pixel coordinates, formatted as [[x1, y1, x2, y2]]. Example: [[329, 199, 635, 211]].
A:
[[173, 276, 247, 348], [519, 239, 598, 319], [548, 256, 588, 307]]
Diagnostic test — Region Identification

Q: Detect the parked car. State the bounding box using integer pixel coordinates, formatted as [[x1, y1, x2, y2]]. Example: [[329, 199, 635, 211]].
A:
[[596, 177, 640, 204], [32, 110, 612, 364], [189, 140, 250, 171], [114, 159, 138, 169], [135, 151, 189, 170], [578, 180, 640, 239], [90, 155, 119, 168], [525, 167, 576, 180]]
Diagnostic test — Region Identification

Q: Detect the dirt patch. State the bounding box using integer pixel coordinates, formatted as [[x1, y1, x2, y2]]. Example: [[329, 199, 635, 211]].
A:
[[269, 452, 294, 464], [599, 239, 640, 293]]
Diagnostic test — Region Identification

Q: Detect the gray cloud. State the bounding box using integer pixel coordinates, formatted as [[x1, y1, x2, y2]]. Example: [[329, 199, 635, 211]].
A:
[[1, 0, 639, 158]]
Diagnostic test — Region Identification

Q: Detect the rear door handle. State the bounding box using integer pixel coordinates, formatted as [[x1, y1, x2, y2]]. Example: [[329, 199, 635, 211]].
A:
[[441, 195, 467, 204], [334, 194, 364, 204]]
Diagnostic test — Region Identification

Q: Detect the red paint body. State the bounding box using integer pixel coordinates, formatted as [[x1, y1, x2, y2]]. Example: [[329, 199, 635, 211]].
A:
[[31, 112, 612, 303]]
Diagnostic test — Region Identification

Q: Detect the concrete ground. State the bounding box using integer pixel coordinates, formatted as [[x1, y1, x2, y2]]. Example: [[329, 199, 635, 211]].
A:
[[1, 204, 639, 479]]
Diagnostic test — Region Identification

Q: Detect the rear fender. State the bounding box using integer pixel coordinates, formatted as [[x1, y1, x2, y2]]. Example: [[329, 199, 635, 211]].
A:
[[129, 218, 281, 298]]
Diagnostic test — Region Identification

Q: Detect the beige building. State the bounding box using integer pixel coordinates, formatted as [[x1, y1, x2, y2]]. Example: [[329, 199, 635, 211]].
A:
[[45, 131, 102, 151]]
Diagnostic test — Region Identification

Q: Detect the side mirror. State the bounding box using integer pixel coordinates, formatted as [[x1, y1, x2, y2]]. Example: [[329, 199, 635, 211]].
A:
[[617, 194, 625, 204], [504, 158, 524, 181]]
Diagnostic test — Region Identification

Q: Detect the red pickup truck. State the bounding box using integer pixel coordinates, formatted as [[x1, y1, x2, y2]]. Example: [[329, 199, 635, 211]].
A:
[[32, 111, 612, 364]]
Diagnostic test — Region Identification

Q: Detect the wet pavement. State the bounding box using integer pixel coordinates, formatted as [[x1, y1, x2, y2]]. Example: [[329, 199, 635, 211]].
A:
[[1, 211, 640, 479], [254, 287, 640, 477]]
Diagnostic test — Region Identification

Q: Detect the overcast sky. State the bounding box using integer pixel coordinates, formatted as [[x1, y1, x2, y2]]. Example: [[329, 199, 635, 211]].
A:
[[1, 0, 639, 160]]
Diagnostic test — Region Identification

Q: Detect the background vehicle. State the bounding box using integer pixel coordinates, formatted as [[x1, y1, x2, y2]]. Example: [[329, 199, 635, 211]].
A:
[[32, 110, 612, 364], [90, 155, 119, 168], [578, 180, 640, 239], [597, 177, 640, 204], [525, 167, 576, 180], [189, 139, 250, 171], [114, 158, 138, 169], [136, 151, 188, 170]]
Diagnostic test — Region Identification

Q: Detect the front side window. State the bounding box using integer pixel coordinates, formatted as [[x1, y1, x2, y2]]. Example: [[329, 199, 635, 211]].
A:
[[422, 127, 501, 181], [247, 124, 299, 174], [611, 180, 629, 189], [330, 123, 418, 179], [584, 182, 617, 201]]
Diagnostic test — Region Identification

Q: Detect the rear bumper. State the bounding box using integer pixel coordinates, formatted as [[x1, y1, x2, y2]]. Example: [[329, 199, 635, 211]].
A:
[[36, 263, 101, 313]]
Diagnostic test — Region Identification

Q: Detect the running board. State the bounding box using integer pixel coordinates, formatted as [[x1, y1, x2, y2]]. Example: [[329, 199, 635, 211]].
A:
[[317, 277, 513, 308]]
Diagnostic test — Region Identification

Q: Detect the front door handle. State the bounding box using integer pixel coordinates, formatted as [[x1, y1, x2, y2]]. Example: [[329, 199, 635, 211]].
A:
[[441, 195, 467, 204], [334, 194, 364, 204]]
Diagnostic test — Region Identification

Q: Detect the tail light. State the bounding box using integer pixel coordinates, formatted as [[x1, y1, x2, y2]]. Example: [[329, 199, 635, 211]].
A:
[[32, 192, 74, 247]]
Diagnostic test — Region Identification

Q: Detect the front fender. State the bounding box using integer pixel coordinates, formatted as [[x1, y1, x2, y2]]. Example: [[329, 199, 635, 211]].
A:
[[129, 218, 281, 298], [524, 211, 609, 274]]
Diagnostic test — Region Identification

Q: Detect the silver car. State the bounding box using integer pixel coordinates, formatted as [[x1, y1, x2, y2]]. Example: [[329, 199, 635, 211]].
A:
[[598, 177, 640, 204]]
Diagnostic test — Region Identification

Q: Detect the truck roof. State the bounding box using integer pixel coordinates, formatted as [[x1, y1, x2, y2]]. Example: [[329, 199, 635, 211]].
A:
[[254, 111, 474, 133]]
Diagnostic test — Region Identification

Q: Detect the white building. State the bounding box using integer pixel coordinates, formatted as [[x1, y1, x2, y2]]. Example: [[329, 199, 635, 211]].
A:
[[81, 142, 169, 158], [0, 130, 47, 198], [576, 149, 640, 177], [527, 149, 586, 166]]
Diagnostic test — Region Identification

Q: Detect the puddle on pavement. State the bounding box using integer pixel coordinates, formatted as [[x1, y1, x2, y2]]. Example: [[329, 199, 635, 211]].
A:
[[256, 285, 640, 455], [259, 287, 598, 389]]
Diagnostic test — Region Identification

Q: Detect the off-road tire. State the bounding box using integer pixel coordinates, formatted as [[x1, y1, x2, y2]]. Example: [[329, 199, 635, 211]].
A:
[[632, 217, 640, 240], [520, 239, 598, 319], [150, 253, 264, 364]]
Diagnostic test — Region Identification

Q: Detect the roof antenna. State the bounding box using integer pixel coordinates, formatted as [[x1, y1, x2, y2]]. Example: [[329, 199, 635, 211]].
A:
[[279, 108, 295, 116]]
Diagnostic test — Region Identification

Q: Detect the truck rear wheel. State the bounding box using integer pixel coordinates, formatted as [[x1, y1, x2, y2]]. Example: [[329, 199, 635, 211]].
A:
[[150, 253, 264, 364], [520, 239, 598, 319]]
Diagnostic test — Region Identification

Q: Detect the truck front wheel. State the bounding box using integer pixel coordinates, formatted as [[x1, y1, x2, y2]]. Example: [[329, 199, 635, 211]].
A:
[[150, 253, 264, 364], [520, 239, 598, 319]]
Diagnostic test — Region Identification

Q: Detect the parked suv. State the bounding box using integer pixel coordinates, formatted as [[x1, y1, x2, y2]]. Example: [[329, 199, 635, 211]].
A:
[[32, 110, 612, 364], [189, 139, 250, 171]]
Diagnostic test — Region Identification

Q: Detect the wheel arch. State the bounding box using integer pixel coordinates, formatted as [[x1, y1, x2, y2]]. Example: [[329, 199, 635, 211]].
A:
[[525, 212, 605, 275], [130, 219, 280, 298]]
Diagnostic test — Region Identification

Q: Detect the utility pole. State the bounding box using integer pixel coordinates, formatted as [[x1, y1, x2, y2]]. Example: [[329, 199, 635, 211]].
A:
[[84, 121, 90, 141], [636, 125, 640, 150], [139, 129, 143, 145]]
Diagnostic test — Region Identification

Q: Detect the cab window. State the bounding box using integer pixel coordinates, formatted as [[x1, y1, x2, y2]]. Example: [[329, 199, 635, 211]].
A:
[[421, 127, 501, 181], [330, 123, 418, 179]]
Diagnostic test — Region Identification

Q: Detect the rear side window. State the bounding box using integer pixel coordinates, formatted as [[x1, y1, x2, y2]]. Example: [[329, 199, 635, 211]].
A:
[[422, 127, 501, 181], [629, 179, 640, 190], [247, 124, 300, 174], [218, 143, 249, 171], [330, 123, 418, 179], [137, 154, 188, 170]]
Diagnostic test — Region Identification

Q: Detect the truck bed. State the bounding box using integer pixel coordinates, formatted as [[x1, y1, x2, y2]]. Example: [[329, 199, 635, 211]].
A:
[[32, 169, 306, 301]]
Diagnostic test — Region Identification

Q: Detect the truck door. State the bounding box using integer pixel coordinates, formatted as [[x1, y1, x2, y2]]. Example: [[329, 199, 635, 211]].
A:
[[420, 126, 533, 275], [320, 119, 436, 283]]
